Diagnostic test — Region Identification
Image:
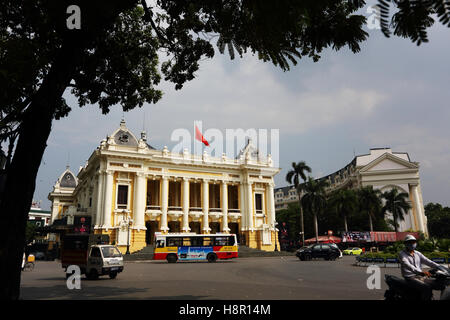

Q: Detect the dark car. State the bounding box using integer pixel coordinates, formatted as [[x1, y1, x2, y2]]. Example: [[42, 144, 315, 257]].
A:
[[296, 243, 340, 261]]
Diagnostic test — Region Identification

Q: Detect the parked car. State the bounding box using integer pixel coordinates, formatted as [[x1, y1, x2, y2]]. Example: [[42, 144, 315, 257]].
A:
[[296, 243, 341, 261], [343, 247, 363, 255], [328, 243, 343, 258]]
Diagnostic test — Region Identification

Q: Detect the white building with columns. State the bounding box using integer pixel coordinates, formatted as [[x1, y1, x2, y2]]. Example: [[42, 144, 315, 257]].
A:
[[275, 148, 428, 235], [49, 120, 280, 253]]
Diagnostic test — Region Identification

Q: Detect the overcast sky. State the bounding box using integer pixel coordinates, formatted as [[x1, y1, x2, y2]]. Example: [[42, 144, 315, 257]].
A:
[[33, 5, 450, 210]]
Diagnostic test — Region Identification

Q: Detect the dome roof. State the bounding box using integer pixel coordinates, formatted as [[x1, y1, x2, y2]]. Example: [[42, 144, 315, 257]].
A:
[[111, 119, 139, 147], [59, 168, 77, 188]]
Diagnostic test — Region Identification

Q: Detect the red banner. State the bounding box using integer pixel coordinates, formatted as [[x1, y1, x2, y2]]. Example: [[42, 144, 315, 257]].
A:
[[370, 232, 397, 242]]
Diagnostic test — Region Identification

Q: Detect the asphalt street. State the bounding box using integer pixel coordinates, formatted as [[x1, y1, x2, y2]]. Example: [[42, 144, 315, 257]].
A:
[[20, 256, 402, 300]]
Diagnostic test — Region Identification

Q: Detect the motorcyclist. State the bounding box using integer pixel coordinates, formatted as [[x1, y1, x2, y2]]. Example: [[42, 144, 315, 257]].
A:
[[398, 235, 442, 300]]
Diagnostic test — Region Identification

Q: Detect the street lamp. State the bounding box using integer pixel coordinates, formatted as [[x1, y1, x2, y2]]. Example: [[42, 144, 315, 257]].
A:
[[125, 215, 133, 255], [274, 222, 279, 252]]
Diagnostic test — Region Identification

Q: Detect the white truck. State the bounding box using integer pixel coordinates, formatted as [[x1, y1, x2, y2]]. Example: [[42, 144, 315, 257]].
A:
[[61, 234, 124, 279]]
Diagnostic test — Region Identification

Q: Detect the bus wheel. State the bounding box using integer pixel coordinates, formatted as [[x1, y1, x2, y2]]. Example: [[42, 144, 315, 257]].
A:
[[167, 254, 178, 263], [207, 253, 217, 263]]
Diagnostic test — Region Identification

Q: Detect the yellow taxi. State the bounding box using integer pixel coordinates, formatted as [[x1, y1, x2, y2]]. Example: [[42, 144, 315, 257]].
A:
[[343, 247, 363, 255]]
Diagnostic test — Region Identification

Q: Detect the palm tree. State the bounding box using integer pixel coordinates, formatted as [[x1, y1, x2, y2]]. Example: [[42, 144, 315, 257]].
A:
[[357, 186, 382, 232], [328, 189, 357, 232], [381, 188, 411, 232], [286, 161, 311, 246], [300, 177, 328, 243]]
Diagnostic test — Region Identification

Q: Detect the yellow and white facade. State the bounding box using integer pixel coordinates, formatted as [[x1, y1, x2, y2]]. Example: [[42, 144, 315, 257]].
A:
[[49, 120, 280, 253]]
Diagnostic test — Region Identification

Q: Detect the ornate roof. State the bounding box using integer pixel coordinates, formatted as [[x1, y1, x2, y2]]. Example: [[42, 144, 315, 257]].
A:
[[111, 119, 139, 147], [58, 167, 77, 188], [106, 119, 156, 150]]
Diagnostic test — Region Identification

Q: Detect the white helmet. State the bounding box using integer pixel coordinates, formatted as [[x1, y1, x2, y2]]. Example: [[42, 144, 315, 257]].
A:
[[404, 235, 417, 242]]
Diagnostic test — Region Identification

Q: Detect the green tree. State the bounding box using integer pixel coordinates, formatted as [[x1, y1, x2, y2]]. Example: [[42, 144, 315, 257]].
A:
[[24, 223, 36, 246], [285, 161, 311, 246], [424, 202, 450, 238], [301, 177, 329, 243], [357, 186, 382, 232], [377, 0, 450, 45], [381, 188, 412, 232], [328, 189, 358, 232]]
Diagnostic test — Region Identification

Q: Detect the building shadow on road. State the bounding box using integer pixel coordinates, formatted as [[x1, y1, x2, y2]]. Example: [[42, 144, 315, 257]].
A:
[[20, 284, 211, 300], [20, 284, 149, 300]]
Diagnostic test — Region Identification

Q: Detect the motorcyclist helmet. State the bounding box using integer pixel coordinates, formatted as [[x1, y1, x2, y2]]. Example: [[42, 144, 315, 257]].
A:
[[404, 235, 417, 251], [404, 235, 417, 242]]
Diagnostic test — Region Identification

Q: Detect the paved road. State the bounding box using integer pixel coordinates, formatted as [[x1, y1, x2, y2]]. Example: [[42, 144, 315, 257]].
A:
[[20, 256, 402, 300]]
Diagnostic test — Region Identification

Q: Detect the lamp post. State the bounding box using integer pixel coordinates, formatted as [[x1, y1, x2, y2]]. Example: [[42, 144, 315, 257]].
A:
[[274, 221, 279, 252], [126, 215, 133, 255]]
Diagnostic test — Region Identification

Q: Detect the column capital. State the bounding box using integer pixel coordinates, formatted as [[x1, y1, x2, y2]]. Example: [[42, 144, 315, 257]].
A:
[[105, 169, 114, 176], [409, 182, 419, 187], [202, 178, 210, 183], [136, 172, 146, 178], [182, 176, 190, 182]]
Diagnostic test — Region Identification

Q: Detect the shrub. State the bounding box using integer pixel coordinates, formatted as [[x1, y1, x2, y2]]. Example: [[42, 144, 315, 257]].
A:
[[418, 239, 437, 252], [437, 239, 450, 252], [385, 241, 405, 254], [360, 250, 449, 260]]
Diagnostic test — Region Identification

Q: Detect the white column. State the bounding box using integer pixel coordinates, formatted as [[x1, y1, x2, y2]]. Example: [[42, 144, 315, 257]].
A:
[[161, 176, 169, 232], [221, 181, 230, 232], [239, 184, 246, 230], [103, 170, 114, 229], [50, 200, 60, 224], [202, 179, 210, 233], [408, 185, 417, 230], [94, 172, 104, 228], [133, 172, 147, 230], [182, 177, 190, 232], [267, 183, 276, 229], [411, 184, 425, 232], [246, 182, 254, 230]]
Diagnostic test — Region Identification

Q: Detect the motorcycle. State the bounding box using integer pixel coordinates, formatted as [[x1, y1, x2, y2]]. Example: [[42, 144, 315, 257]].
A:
[[384, 266, 450, 300]]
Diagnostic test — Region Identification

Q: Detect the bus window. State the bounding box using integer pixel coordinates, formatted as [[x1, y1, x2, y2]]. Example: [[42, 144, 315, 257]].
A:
[[190, 237, 203, 246], [167, 237, 182, 247], [155, 239, 165, 248], [203, 237, 212, 246], [227, 236, 235, 246], [214, 237, 229, 246], [182, 238, 191, 246]]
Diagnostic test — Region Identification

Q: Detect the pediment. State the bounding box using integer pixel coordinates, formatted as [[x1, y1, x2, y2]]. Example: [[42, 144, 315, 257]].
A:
[[58, 168, 78, 188], [360, 153, 418, 173], [109, 119, 139, 147]]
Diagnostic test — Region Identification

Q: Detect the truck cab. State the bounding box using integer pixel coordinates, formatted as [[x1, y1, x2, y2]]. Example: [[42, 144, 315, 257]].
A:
[[85, 245, 123, 279]]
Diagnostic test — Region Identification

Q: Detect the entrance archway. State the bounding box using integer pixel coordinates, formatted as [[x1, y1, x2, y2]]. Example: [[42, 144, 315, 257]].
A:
[[189, 222, 201, 234], [229, 222, 240, 243], [145, 221, 159, 245], [168, 221, 181, 233], [210, 222, 220, 234]]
